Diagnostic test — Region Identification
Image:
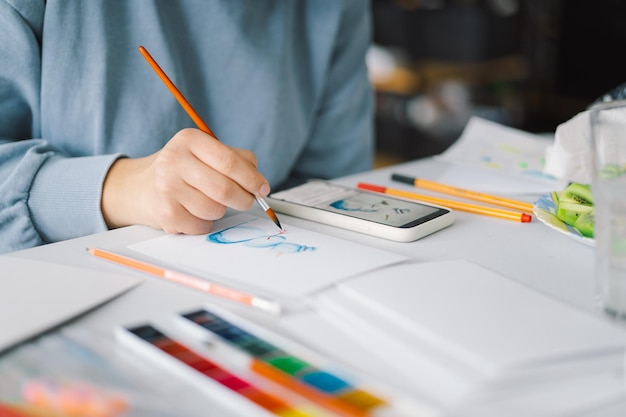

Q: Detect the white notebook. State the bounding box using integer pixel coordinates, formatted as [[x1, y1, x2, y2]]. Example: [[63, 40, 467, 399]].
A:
[[0, 256, 142, 352]]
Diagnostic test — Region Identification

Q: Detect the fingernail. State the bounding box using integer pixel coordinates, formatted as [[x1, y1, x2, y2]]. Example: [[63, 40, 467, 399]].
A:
[[259, 183, 271, 197]]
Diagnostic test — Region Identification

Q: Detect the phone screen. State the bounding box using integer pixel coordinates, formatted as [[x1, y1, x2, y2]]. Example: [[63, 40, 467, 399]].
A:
[[270, 180, 446, 228]]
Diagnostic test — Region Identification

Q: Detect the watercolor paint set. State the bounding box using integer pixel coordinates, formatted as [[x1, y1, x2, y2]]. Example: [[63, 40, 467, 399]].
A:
[[118, 324, 328, 417], [178, 308, 391, 416], [117, 306, 437, 417]]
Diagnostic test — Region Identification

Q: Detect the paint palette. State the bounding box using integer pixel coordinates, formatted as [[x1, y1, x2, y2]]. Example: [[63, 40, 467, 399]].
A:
[[179, 309, 388, 417], [118, 324, 322, 417], [117, 307, 429, 417]]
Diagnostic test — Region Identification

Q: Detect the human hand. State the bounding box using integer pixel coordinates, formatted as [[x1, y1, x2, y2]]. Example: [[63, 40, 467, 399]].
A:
[[101, 128, 270, 234]]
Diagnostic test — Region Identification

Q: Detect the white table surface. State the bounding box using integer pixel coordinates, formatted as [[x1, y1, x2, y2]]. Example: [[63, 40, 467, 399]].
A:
[[4, 157, 626, 416]]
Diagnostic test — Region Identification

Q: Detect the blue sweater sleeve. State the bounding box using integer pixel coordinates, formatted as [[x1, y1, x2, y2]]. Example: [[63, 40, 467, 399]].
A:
[[0, 1, 374, 254], [288, 0, 374, 185], [0, 2, 119, 253]]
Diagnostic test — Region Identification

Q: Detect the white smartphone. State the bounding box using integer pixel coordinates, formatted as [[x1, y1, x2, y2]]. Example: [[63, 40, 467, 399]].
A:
[[267, 180, 455, 242]]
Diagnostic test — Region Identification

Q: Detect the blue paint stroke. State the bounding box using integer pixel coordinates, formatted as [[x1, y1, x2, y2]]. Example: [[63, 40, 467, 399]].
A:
[[207, 223, 316, 254]]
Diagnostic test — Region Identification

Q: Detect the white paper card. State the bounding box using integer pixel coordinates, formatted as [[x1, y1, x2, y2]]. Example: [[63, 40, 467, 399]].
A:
[[0, 257, 142, 352], [436, 117, 567, 193], [320, 259, 625, 372], [129, 214, 408, 298]]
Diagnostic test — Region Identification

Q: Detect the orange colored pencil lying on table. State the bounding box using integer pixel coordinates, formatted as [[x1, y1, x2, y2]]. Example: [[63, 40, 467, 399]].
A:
[[391, 173, 534, 212], [357, 182, 532, 223], [138, 45, 283, 231], [87, 247, 281, 314]]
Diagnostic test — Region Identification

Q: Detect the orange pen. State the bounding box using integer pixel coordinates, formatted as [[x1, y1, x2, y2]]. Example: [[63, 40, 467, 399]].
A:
[[392, 173, 534, 212], [138, 45, 283, 231], [358, 183, 532, 223]]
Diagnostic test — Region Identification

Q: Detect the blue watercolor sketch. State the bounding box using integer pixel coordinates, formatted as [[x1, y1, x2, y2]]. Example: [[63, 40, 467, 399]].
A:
[[207, 223, 316, 255], [330, 198, 410, 221]]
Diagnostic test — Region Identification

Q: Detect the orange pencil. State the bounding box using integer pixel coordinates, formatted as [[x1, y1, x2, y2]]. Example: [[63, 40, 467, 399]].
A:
[[392, 173, 534, 212], [358, 183, 532, 223], [87, 247, 281, 314], [138, 45, 283, 231]]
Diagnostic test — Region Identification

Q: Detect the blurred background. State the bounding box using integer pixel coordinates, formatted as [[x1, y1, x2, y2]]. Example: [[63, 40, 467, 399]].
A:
[[368, 0, 626, 166]]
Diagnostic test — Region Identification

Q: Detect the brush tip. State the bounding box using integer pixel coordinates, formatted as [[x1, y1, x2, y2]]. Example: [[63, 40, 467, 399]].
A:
[[266, 208, 283, 231]]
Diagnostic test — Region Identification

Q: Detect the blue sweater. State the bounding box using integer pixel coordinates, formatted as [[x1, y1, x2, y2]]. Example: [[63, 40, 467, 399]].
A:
[[0, 0, 373, 253]]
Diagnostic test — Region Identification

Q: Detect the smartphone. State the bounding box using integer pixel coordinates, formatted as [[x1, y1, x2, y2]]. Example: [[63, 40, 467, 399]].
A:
[[267, 180, 455, 242]]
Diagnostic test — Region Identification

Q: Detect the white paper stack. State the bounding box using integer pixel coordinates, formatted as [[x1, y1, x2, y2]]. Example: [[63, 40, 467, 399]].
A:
[[281, 259, 626, 415]]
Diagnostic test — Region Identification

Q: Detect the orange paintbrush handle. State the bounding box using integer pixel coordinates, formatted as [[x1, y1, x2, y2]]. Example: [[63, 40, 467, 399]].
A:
[[137, 45, 283, 231], [138, 46, 214, 136]]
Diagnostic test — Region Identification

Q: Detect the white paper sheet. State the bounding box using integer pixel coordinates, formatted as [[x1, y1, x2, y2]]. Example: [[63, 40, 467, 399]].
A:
[[436, 117, 568, 194], [129, 214, 408, 298], [0, 257, 142, 352], [435, 165, 558, 195]]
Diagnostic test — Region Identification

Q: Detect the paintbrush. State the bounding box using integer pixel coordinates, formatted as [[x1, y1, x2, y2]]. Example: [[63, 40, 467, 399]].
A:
[[138, 45, 283, 231]]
